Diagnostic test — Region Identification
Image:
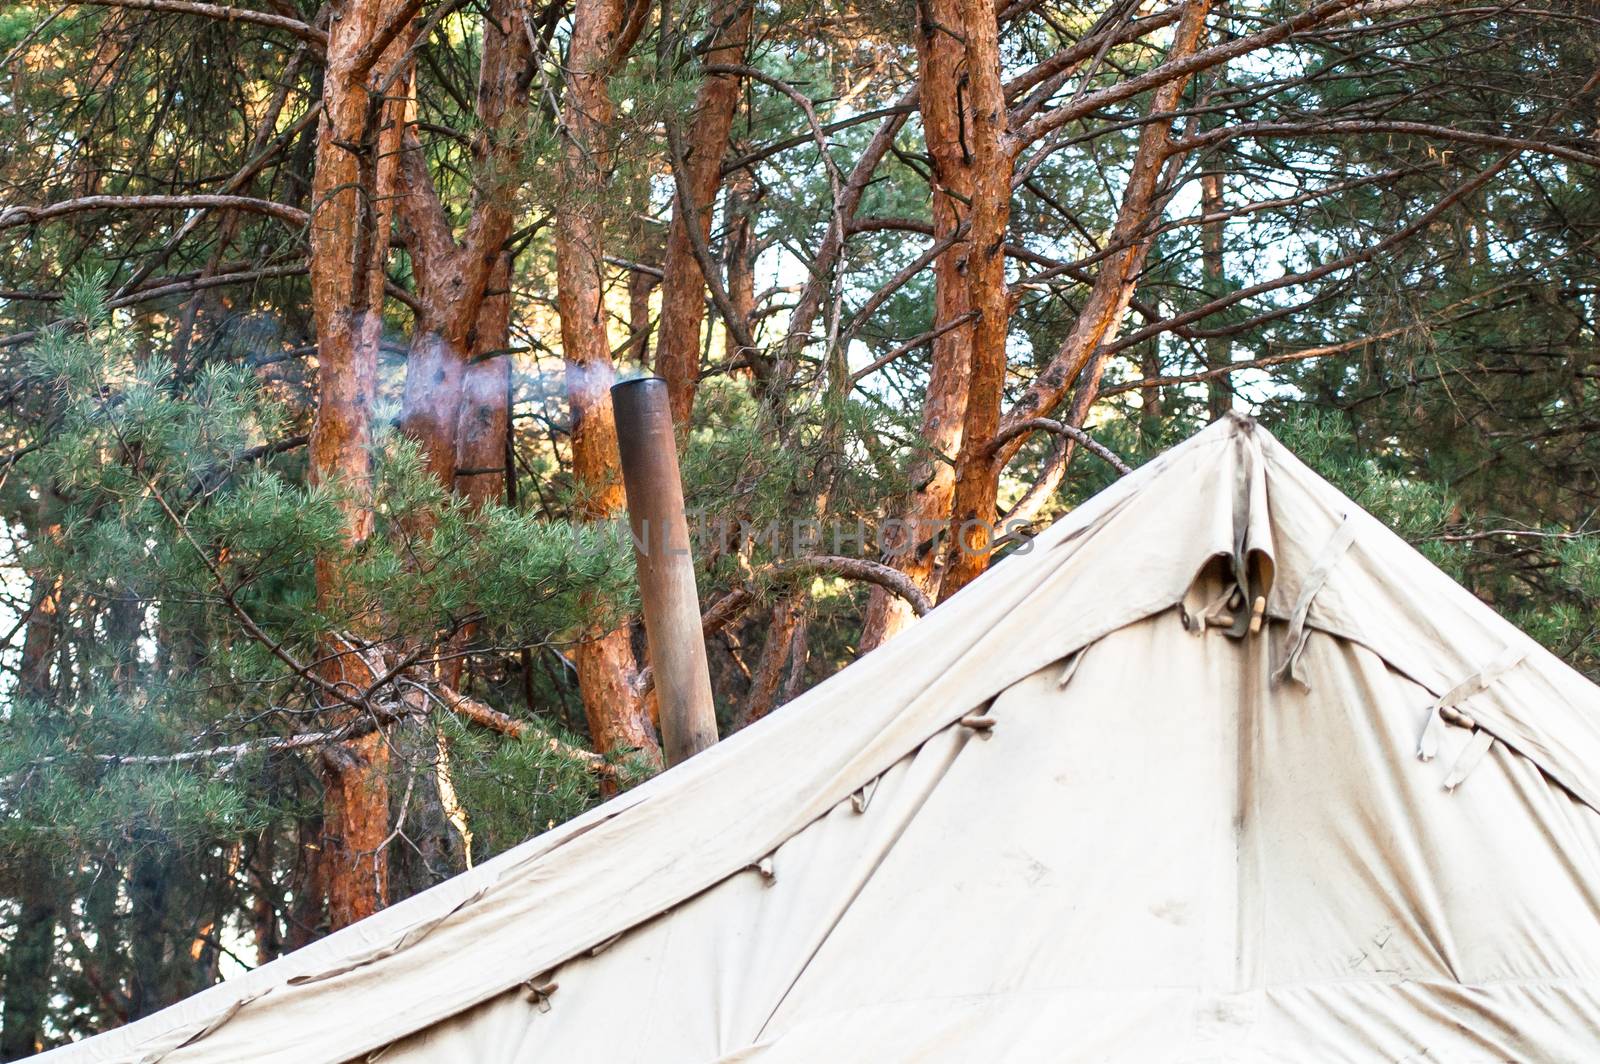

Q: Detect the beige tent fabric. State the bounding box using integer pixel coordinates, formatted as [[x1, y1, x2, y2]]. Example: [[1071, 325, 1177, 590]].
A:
[[39, 415, 1600, 1063], [376, 614, 1600, 1062]]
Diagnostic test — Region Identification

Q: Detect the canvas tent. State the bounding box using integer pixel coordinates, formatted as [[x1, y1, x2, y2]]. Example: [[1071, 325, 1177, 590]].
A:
[[40, 414, 1600, 1063]]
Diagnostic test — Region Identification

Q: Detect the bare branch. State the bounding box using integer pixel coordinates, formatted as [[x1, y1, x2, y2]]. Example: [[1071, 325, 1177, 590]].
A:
[[1170, 119, 1600, 171], [768, 555, 935, 616], [433, 684, 611, 772], [988, 418, 1133, 475], [1012, 0, 1368, 147], [849, 312, 978, 384], [71, 0, 326, 45], [0, 195, 309, 233]]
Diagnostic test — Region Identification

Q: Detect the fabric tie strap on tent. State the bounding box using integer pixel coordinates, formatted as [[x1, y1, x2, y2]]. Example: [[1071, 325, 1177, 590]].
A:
[[284, 880, 497, 987], [1442, 727, 1497, 791], [1273, 513, 1358, 689], [1416, 644, 1528, 763], [123, 988, 274, 1064], [1055, 647, 1085, 688], [1412, 644, 1529, 793]]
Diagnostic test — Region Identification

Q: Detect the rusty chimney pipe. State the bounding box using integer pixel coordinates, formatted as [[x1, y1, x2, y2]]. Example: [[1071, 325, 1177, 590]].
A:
[[610, 377, 718, 766]]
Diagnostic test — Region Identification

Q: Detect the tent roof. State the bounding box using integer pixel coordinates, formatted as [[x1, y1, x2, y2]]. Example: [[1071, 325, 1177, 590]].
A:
[[42, 415, 1600, 1063]]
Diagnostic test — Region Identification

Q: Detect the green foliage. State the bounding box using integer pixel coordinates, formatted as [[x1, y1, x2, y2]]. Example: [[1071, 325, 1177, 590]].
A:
[[0, 281, 651, 1035], [1268, 408, 1456, 546]]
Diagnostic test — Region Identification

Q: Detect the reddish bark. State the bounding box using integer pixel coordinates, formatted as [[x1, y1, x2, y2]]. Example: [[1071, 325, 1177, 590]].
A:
[[457, 252, 514, 512], [441, 252, 513, 690], [391, 0, 530, 697], [733, 591, 802, 729], [859, 0, 976, 648], [307, 0, 415, 930], [937, 0, 1014, 600], [654, 0, 753, 426], [396, 0, 531, 490], [724, 165, 758, 369], [626, 266, 658, 365], [1000, 0, 1214, 448], [941, 0, 1214, 597], [556, 0, 662, 764]]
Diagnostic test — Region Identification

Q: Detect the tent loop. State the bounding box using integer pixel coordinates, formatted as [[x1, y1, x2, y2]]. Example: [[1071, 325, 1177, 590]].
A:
[[523, 974, 560, 1013], [125, 985, 275, 1064], [1181, 557, 1268, 639], [850, 774, 884, 814], [1183, 574, 1244, 634], [1272, 514, 1358, 690], [284, 879, 496, 988]]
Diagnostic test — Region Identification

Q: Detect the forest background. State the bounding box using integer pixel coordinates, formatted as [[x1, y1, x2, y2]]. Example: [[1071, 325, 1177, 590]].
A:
[[1, 0, 1597, 1052]]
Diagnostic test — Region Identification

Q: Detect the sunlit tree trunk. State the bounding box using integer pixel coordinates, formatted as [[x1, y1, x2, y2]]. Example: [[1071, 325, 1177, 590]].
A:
[[859, 0, 976, 648], [937, 0, 1014, 600], [397, 0, 531, 493], [440, 251, 515, 694], [943, 0, 1213, 596], [556, 0, 662, 764], [655, 0, 753, 425], [457, 253, 515, 512], [307, 0, 414, 930]]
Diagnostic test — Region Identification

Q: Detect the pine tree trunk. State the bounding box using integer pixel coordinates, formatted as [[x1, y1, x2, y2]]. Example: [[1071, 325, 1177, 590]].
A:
[[1202, 166, 1231, 419], [733, 591, 801, 729], [1201, 7, 1232, 420], [396, 0, 531, 499], [655, 0, 753, 425], [307, 0, 414, 931], [457, 252, 514, 511], [394, 0, 530, 715], [127, 848, 170, 1020], [440, 251, 514, 694], [285, 816, 325, 950], [937, 0, 1013, 600], [556, 0, 662, 765], [859, 0, 976, 648], [943, 0, 1214, 596], [724, 166, 758, 374]]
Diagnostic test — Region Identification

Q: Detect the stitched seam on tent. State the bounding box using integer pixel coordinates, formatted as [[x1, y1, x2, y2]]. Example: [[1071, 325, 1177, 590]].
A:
[[129, 797, 652, 1062], [747, 714, 997, 1043], [747, 973, 1600, 1010]]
